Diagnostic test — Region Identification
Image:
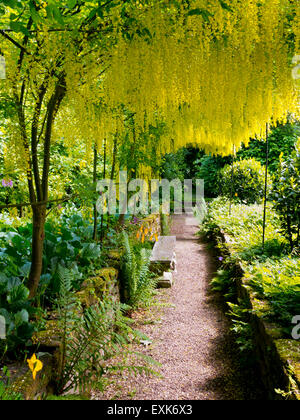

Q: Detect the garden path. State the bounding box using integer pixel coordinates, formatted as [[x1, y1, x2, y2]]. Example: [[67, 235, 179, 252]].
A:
[[95, 214, 263, 400]]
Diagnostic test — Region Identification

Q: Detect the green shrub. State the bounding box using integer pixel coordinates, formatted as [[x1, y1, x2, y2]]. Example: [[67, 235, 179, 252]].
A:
[[54, 266, 157, 395], [271, 148, 300, 252], [220, 158, 270, 205], [121, 232, 157, 310], [0, 272, 35, 354], [247, 258, 300, 332], [237, 121, 300, 173], [0, 208, 105, 354], [202, 198, 299, 332], [195, 154, 230, 198]]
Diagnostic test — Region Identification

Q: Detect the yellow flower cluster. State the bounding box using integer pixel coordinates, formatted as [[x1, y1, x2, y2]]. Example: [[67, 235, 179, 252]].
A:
[[102, 0, 299, 158], [1, 0, 299, 183], [136, 217, 160, 243]]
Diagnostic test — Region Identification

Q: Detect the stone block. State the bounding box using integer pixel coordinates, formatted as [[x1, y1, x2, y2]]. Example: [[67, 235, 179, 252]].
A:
[[157, 272, 173, 288]]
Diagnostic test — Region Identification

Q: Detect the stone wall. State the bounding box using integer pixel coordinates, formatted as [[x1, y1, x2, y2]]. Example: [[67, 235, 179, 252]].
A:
[[11, 267, 120, 400], [217, 229, 300, 400]]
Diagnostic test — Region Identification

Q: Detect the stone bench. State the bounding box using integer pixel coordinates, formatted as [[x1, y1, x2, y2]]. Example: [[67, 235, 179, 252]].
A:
[[150, 236, 176, 288]]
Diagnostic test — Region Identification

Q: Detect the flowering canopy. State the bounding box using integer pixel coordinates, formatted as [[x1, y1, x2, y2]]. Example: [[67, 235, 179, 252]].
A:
[[0, 0, 299, 181]]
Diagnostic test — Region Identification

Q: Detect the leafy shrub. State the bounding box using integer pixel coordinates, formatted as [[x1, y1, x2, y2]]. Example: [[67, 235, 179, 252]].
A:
[[121, 232, 157, 310], [0, 208, 103, 353], [227, 302, 255, 355], [271, 148, 300, 252], [237, 122, 300, 173], [220, 158, 270, 204], [195, 154, 230, 198], [202, 198, 299, 331], [55, 266, 157, 395], [246, 258, 300, 332], [0, 272, 35, 354], [202, 197, 283, 260], [161, 147, 201, 182]]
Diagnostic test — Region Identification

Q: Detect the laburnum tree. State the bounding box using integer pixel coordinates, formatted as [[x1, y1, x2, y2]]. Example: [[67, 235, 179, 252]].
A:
[[0, 0, 299, 298], [0, 0, 151, 298]]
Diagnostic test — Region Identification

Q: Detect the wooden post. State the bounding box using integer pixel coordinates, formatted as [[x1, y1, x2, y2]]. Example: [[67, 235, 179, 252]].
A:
[[100, 138, 107, 244], [93, 145, 98, 241], [262, 123, 269, 250], [229, 145, 235, 216]]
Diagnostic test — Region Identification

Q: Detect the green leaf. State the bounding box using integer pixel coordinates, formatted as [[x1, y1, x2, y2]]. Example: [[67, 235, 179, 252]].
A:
[[52, 6, 65, 25], [10, 21, 30, 36], [67, 0, 77, 9], [14, 309, 29, 326], [7, 284, 29, 305], [2, 0, 21, 9], [29, 1, 42, 23], [16, 322, 34, 340], [19, 262, 31, 278], [6, 278, 21, 292], [187, 8, 214, 21], [219, 0, 233, 12]]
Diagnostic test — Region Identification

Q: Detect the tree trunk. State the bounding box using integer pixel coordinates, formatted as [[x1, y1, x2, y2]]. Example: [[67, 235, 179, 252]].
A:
[[28, 205, 46, 299]]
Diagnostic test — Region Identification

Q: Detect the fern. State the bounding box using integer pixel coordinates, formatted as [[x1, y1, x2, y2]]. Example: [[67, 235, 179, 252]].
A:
[[121, 232, 157, 310], [55, 265, 158, 396]]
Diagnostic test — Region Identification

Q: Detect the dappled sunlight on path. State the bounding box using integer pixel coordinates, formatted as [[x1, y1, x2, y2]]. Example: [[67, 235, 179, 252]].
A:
[[95, 214, 264, 400]]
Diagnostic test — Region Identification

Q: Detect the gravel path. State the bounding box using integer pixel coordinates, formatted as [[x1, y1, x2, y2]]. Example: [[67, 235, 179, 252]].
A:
[[95, 214, 264, 400]]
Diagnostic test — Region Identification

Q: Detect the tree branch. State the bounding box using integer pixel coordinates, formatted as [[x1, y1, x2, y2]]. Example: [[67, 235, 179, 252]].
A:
[[0, 29, 31, 54]]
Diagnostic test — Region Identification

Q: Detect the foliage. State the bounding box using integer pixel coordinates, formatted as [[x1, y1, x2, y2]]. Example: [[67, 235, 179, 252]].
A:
[[220, 159, 271, 205], [202, 198, 300, 333], [226, 302, 255, 356], [161, 147, 201, 182], [160, 213, 170, 236], [0, 208, 102, 297], [246, 258, 300, 333], [237, 122, 300, 173], [46, 394, 90, 401], [55, 266, 158, 395], [271, 148, 300, 251], [121, 232, 157, 310], [0, 366, 23, 400], [194, 154, 230, 198], [202, 198, 286, 262], [211, 269, 236, 301], [0, 271, 35, 353], [0, 207, 105, 353], [0, 0, 299, 297]]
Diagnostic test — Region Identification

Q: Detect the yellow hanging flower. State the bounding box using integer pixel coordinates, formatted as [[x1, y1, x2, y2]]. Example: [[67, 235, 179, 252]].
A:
[[27, 354, 43, 381], [154, 234, 159, 242]]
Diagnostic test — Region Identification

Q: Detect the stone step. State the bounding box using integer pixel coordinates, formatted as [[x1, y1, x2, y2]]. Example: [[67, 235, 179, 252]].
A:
[[157, 272, 173, 288]]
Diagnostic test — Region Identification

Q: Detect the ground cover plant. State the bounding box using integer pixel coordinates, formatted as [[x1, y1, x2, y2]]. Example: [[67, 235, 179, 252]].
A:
[[202, 197, 300, 335]]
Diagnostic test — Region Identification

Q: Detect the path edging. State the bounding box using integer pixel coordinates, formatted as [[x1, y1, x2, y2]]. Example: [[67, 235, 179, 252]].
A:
[[210, 227, 300, 400]]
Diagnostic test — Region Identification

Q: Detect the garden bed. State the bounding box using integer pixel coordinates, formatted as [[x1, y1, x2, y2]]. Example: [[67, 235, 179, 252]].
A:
[[201, 198, 300, 400], [0, 212, 164, 400]]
